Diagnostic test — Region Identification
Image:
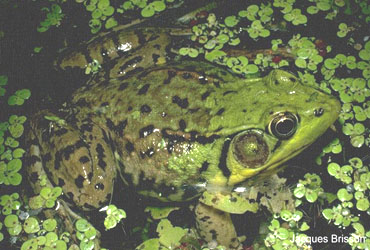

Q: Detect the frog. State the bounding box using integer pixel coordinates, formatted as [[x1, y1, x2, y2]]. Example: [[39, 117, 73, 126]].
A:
[[26, 26, 341, 249]]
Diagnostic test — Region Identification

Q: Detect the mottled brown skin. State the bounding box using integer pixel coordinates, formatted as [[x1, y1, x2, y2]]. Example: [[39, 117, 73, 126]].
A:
[[195, 203, 241, 249]]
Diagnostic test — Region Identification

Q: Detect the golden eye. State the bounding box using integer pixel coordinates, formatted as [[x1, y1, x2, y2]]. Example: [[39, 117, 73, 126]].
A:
[[268, 112, 298, 139]]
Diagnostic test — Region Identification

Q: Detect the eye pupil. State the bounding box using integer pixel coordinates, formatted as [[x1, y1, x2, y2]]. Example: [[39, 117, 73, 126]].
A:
[[269, 113, 298, 139], [276, 118, 294, 135]]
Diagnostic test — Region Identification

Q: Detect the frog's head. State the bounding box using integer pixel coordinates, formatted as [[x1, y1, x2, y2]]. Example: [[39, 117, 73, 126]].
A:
[[215, 70, 341, 186]]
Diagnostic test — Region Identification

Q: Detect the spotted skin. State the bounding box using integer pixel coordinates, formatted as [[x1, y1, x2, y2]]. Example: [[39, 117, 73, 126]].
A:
[[195, 202, 241, 249], [26, 27, 341, 249]]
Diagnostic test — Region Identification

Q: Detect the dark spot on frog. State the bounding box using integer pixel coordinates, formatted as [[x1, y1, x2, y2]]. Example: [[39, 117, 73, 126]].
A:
[[30, 172, 39, 183], [199, 216, 211, 222], [275, 80, 279, 85], [54, 151, 62, 170], [230, 197, 237, 202], [223, 90, 236, 96], [66, 192, 74, 201], [216, 108, 225, 116], [55, 128, 68, 137], [243, 109, 247, 113], [189, 108, 199, 113], [211, 197, 219, 203], [95, 183, 104, 190], [138, 83, 150, 95], [106, 119, 115, 131], [153, 44, 161, 50], [42, 130, 51, 142], [116, 119, 127, 137], [190, 132, 220, 144], [80, 123, 93, 133], [179, 119, 186, 131], [290, 77, 296, 82], [182, 72, 192, 79], [127, 106, 133, 111], [126, 141, 135, 153], [139, 125, 154, 138], [199, 161, 209, 173], [140, 104, 152, 114], [79, 156, 90, 164], [58, 178, 65, 187], [172, 95, 189, 109], [253, 101, 258, 105], [42, 153, 52, 163], [118, 82, 128, 91], [214, 81, 220, 88], [75, 175, 85, 189], [152, 54, 160, 63], [76, 140, 86, 150], [163, 70, 176, 85], [62, 145, 75, 161], [96, 144, 107, 171], [100, 101, 109, 107], [201, 91, 210, 100], [210, 229, 218, 240], [218, 138, 232, 177], [96, 143, 106, 157], [88, 172, 93, 182], [28, 155, 41, 166]]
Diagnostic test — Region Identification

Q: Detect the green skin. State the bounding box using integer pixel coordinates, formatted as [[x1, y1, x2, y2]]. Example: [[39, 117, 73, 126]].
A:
[[26, 27, 341, 249]]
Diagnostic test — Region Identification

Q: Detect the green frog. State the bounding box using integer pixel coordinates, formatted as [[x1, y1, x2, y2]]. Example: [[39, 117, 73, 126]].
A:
[[26, 27, 341, 249]]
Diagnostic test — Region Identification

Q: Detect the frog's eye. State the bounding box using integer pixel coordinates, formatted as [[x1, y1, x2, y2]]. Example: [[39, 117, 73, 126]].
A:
[[268, 112, 299, 139]]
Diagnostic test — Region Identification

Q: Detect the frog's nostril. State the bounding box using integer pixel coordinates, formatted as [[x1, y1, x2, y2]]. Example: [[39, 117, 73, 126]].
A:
[[314, 108, 324, 117]]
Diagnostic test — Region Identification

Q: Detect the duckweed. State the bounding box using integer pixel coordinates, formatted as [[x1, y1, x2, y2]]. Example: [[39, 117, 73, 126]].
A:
[[293, 173, 323, 203], [0, 193, 21, 215], [75, 219, 97, 250], [37, 4, 64, 32], [7, 89, 31, 106], [101, 204, 126, 230]]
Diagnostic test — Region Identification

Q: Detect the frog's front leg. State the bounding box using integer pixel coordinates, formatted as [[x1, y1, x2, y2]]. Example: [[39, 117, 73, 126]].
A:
[[195, 202, 242, 249], [26, 111, 117, 243]]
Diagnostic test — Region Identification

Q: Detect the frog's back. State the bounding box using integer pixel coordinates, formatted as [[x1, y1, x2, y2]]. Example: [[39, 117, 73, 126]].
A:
[[67, 61, 240, 201]]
